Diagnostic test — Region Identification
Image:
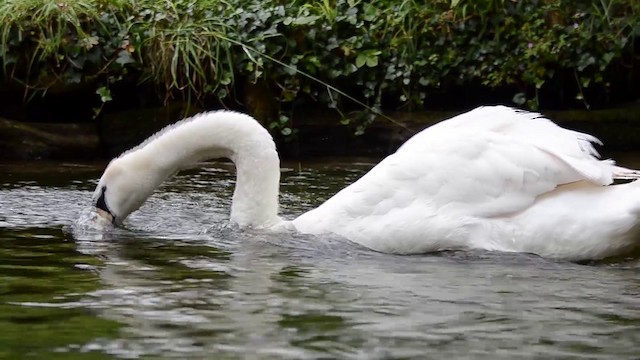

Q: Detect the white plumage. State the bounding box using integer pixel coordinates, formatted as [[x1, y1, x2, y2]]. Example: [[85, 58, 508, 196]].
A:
[[92, 106, 640, 261]]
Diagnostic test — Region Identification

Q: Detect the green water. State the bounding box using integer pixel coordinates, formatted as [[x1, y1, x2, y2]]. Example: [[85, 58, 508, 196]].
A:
[[1, 161, 639, 359]]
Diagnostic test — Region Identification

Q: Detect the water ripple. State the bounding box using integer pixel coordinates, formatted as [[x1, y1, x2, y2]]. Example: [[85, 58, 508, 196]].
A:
[[1, 161, 640, 359]]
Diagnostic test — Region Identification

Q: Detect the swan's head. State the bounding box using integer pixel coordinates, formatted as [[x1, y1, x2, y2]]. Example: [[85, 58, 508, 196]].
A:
[[92, 157, 157, 226]]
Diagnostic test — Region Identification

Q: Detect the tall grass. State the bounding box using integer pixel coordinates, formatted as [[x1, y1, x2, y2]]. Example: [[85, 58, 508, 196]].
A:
[[130, 0, 236, 102], [0, 0, 117, 94], [0, 0, 233, 101]]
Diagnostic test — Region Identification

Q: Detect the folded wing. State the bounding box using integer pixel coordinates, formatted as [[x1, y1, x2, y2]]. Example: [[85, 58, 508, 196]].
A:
[[296, 106, 636, 228]]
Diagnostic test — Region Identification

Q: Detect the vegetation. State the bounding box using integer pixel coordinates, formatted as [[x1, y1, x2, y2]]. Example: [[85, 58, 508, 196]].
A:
[[0, 0, 638, 134]]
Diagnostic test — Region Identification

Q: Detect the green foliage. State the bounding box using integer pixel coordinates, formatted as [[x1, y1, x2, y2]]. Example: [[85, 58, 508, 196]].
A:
[[0, 0, 638, 130], [0, 0, 129, 97]]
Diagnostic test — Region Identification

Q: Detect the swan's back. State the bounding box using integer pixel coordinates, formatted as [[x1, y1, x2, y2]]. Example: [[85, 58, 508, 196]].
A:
[[293, 106, 640, 259], [400, 106, 614, 184]]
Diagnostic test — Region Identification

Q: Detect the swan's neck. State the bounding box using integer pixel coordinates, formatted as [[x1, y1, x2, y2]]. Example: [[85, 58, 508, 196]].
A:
[[229, 143, 281, 228], [114, 111, 281, 227]]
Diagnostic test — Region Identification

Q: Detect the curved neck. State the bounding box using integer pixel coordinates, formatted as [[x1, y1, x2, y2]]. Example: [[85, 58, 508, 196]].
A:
[[231, 145, 281, 227], [117, 111, 281, 227]]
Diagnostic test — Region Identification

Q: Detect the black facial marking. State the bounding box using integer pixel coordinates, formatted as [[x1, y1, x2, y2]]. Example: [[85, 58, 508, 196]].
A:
[[96, 185, 116, 224]]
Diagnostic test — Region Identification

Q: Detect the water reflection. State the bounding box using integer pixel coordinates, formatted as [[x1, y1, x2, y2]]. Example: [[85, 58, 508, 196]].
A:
[[0, 160, 640, 358]]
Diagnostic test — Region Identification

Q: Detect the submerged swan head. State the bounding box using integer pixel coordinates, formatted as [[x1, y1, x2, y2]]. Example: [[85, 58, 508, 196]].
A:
[[92, 110, 282, 228], [92, 156, 156, 225]]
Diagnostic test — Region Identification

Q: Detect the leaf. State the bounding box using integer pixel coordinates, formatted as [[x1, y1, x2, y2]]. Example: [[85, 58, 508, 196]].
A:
[[292, 15, 320, 25], [219, 72, 232, 85], [80, 35, 99, 50], [96, 86, 112, 103], [357, 49, 381, 68], [363, 4, 378, 21], [512, 92, 527, 105], [355, 53, 367, 68], [67, 72, 82, 84], [115, 50, 135, 66], [217, 88, 228, 99]]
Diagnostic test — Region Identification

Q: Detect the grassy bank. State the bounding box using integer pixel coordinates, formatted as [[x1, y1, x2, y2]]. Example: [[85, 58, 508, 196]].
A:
[[0, 0, 638, 133]]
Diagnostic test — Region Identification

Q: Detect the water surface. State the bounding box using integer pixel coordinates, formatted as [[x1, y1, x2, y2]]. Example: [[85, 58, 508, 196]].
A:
[[1, 160, 639, 359]]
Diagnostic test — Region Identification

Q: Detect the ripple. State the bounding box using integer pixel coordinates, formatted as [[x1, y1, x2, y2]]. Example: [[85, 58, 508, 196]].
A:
[[1, 161, 640, 359]]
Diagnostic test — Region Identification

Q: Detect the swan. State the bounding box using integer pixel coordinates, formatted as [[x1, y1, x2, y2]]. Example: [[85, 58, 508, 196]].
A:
[[91, 105, 640, 261]]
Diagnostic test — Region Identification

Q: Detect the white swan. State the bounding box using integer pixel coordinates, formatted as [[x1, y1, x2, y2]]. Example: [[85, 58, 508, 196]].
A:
[[91, 106, 640, 261]]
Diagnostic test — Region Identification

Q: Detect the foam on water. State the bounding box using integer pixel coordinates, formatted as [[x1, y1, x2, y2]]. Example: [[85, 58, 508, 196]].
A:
[[74, 207, 114, 232]]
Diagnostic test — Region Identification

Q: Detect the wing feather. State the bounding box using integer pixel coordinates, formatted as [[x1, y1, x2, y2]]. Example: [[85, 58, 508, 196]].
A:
[[294, 106, 635, 241]]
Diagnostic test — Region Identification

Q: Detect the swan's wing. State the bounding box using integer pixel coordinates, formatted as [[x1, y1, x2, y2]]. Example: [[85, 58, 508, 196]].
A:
[[295, 106, 632, 229], [401, 105, 631, 185], [383, 130, 590, 218]]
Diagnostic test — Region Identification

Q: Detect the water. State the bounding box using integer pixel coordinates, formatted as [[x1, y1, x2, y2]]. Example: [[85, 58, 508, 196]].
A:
[[1, 160, 640, 359]]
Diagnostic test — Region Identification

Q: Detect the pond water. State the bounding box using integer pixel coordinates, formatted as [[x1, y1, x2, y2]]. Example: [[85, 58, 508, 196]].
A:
[[1, 159, 639, 359]]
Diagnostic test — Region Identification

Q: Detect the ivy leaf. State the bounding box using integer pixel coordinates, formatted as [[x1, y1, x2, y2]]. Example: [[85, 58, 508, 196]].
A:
[[115, 50, 135, 66], [366, 56, 378, 67], [512, 92, 526, 105], [356, 50, 382, 68], [292, 15, 320, 25], [356, 53, 367, 68], [96, 86, 112, 103], [66, 72, 82, 84], [219, 72, 233, 85]]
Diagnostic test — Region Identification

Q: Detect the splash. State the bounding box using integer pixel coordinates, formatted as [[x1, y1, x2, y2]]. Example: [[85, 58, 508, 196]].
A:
[[73, 207, 114, 232]]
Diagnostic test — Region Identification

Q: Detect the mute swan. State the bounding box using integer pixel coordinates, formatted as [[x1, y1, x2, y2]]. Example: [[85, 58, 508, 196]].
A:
[[91, 106, 640, 261]]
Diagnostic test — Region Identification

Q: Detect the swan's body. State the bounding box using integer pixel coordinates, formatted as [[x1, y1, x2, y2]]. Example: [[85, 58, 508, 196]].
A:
[[92, 106, 640, 261]]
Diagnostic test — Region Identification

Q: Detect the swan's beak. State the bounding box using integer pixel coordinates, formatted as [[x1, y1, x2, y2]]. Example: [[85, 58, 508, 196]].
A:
[[95, 207, 115, 225]]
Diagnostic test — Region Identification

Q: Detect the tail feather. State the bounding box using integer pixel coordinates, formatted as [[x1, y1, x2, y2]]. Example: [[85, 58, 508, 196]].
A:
[[613, 166, 640, 180]]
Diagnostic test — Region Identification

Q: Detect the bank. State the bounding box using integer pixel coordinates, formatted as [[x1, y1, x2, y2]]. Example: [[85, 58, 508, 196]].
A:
[[2, 103, 640, 161]]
